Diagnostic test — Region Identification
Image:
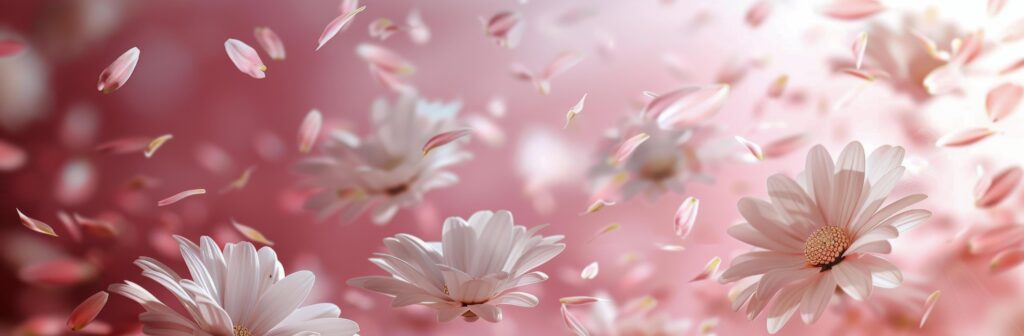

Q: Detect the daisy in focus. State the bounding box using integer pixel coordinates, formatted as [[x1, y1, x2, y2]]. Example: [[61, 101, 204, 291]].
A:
[[295, 94, 472, 224], [719, 141, 930, 333], [347, 210, 565, 323], [108, 236, 360, 336]]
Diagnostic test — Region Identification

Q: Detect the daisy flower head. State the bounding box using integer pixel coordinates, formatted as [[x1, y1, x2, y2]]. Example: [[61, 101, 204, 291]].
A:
[[347, 210, 565, 323], [296, 94, 472, 225], [720, 141, 930, 333], [108, 235, 359, 336]]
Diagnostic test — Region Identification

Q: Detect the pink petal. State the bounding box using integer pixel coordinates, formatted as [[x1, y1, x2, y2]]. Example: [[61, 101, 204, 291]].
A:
[[990, 249, 1024, 273], [851, 32, 868, 69], [581, 199, 615, 215], [841, 68, 887, 81], [559, 296, 605, 305], [158, 189, 206, 207], [369, 18, 401, 40], [298, 109, 323, 154], [73, 213, 120, 239], [0, 139, 27, 172], [97, 47, 139, 94], [143, 134, 173, 158], [762, 134, 807, 159], [745, 0, 773, 27], [484, 11, 524, 48], [317, 5, 367, 51], [935, 127, 995, 147], [55, 159, 97, 206], [232, 219, 274, 246], [766, 75, 788, 98], [564, 93, 587, 129], [94, 137, 150, 155], [989, 0, 1008, 16], [924, 63, 963, 95], [986, 83, 1023, 122], [646, 85, 730, 129], [975, 166, 1022, 208], [1000, 59, 1024, 75], [17, 209, 58, 237], [466, 115, 505, 146], [0, 39, 26, 58], [56, 211, 81, 242], [422, 129, 472, 156], [221, 166, 256, 193], [224, 39, 266, 79], [951, 30, 985, 65], [656, 243, 686, 251], [919, 290, 941, 328], [911, 31, 947, 61], [822, 0, 885, 20], [67, 291, 108, 331], [580, 262, 599, 280], [690, 256, 721, 282], [560, 304, 590, 336], [674, 197, 700, 239], [735, 136, 764, 161], [542, 51, 584, 80], [406, 10, 431, 45], [254, 27, 286, 60], [1003, 18, 1024, 43], [19, 258, 96, 286], [968, 225, 1024, 255], [196, 143, 235, 174], [612, 132, 650, 165], [589, 223, 621, 242], [356, 43, 415, 75]]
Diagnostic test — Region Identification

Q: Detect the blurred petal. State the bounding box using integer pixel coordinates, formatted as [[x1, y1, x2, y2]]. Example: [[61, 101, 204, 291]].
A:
[[232, 219, 274, 246], [67, 291, 108, 331], [224, 39, 266, 79], [158, 188, 206, 207], [612, 132, 650, 165], [935, 127, 995, 147], [17, 208, 58, 237], [0, 139, 26, 171], [920, 290, 941, 328], [317, 6, 367, 51], [822, 0, 885, 20], [736, 136, 765, 161], [674, 196, 700, 239], [647, 85, 730, 129], [298, 109, 323, 154], [851, 32, 868, 69], [690, 256, 721, 282], [580, 262, 598, 280], [564, 93, 587, 129], [254, 27, 286, 60], [560, 304, 589, 336], [986, 83, 1023, 122], [975, 166, 1022, 208]]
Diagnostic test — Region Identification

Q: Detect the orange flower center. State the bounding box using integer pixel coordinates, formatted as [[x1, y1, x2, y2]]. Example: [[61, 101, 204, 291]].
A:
[[803, 225, 851, 269], [233, 325, 253, 336]]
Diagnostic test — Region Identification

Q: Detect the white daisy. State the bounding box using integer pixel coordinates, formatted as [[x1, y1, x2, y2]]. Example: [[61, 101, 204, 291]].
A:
[[108, 236, 359, 336], [347, 210, 565, 322], [296, 94, 471, 225]]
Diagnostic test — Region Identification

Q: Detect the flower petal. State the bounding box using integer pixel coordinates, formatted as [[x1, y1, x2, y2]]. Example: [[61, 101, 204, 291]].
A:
[[67, 291, 108, 331], [422, 129, 472, 156], [17, 208, 58, 237], [144, 134, 173, 158], [611, 132, 650, 165], [851, 32, 868, 69], [224, 39, 266, 79], [690, 256, 721, 282], [975, 166, 1022, 208], [822, 0, 885, 20], [990, 248, 1024, 274], [935, 127, 995, 147], [232, 219, 274, 246], [298, 109, 323, 154], [560, 304, 589, 336], [920, 290, 941, 328], [316, 5, 367, 51], [157, 189, 206, 207], [254, 27, 286, 60], [986, 83, 1023, 122], [0, 138, 27, 172], [674, 196, 700, 239], [647, 85, 730, 130], [97, 47, 140, 93], [564, 93, 587, 129], [580, 262, 599, 280], [735, 136, 764, 161]]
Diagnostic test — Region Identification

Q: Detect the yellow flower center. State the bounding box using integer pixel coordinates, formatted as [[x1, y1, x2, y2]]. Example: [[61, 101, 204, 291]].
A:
[[233, 325, 253, 336], [803, 225, 851, 269]]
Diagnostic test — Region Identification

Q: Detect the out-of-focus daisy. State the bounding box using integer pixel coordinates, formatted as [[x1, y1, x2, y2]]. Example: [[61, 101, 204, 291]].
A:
[[720, 142, 930, 333], [296, 94, 471, 225], [347, 210, 565, 322], [585, 293, 692, 336], [108, 235, 360, 336]]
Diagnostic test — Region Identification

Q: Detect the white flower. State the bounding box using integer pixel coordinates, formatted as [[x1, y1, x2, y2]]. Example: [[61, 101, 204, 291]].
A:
[[296, 94, 471, 225], [347, 210, 565, 322], [109, 236, 359, 336]]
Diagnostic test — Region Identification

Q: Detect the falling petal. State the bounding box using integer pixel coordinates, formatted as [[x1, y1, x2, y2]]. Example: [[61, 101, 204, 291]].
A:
[[316, 5, 367, 50], [647, 85, 730, 129], [0, 39, 26, 57], [254, 27, 286, 60], [487, 97, 506, 117], [224, 39, 266, 79], [232, 219, 274, 246], [986, 83, 1023, 122], [356, 43, 415, 75], [369, 18, 401, 40], [94, 137, 150, 155], [1004, 18, 1024, 42], [851, 32, 868, 69], [656, 243, 686, 251], [0, 139, 27, 172], [543, 51, 584, 80], [841, 68, 887, 81], [935, 127, 995, 147], [559, 296, 606, 305], [561, 304, 590, 336], [157, 189, 206, 207], [612, 133, 650, 165], [822, 0, 885, 20], [483, 11, 524, 48], [766, 75, 788, 98], [968, 225, 1024, 255], [221, 166, 256, 193], [143, 134, 173, 158], [56, 211, 81, 242], [422, 129, 472, 156], [466, 115, 505, 146], [762, 134, 806, 158], [920, 290, 941, 328], [73, 213, 119, 239], [580, 262, 599, 280], [56, 159, 97, 206], [196, 143, 235, 175], [990, 249, 1024, 273], [735, 136, 764, 161], [975, 166, 1022, 208], [690, 256, 721, 282], [590, 223, 621, 242], [745, 0, 772, 27], [406, 10, 431, 45], [582, 199, 615, 215], [911, 30, 947, 61], [999, 59, 1024, 75], [16, 209, 58, 237], [952, 30, 985, 64], [67, 291, 108, 331], [19, 258, 96, 286], [674, 197, 700, 239], [97, 47, 139, 94], [298, 109, 323, 154], [564, 93, 587, 129]]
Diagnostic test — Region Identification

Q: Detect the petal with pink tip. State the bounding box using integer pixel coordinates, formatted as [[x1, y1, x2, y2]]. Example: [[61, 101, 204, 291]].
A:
[[920, 290, 941, 328], [975, 166, 1022, 208], [935, 127, 995, 147], [646, 85, 730, 129], [690, 256, 721, 282], [369, 18, 401, 40], [97, 47, 139, 94], [990, 249, 1024, 273], [542, 51, 584, 80], [674, 197, 700, 239], [316, 5, 366, 51], [560, 304, 589, 336], [224, 39, 266, 79], [484, 11, 524, 49], [17, 209, 57, 237], [158, 188, 206, 207], [851, 32, 868, 69], [581, 199, 615, 215], [0, 139, 26, 172], [735, 136, 764, 161], [745, 1, 772, 27], [67, 291, 108, 331], [232, 219, 274, 246], [611, 132, 650, 166], [298, 109, 323, 154], [762, 134, 806, 159], [254, 27, 286, 60], [822, 0, 885, 20], [356, 43, 415, 75], [986, 83, 1023, 122], [422, 129, 472, 156]]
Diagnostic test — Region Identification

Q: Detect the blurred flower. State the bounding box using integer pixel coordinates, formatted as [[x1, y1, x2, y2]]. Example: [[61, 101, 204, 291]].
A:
[[720, 142, 931, 333], [348, 210, 565, 323], [109, 235, 360, 335], [585, 293, 691, 336], [296, 94, 471, 225]]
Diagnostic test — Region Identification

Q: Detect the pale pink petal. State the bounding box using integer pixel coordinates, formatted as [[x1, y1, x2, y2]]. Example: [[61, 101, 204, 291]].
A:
[[232, 219, 274, 246], [923, 63, 963, 96], [564, 93, 587, 129], [422, 129, 472, 156], [67, 291, 108, 331], [690, 256, 721, 282], [369, 18, 401, 40], [674, 196, 700, 239], [406, 10, 431, 45], [356, 43, 415, 75], [542, 51, 584, 80], [968, 225, 1024, 255], [589, 223, 620, 242], [466, 115, 505, 146], [581, 199, 615, 215], [986, 83, 1023, 122], [298, 109, 323, 154], [339, 0, 361, 20], [19, 258, 96, 286], [762, 134, 806, 159], [316, 5, 367, 51], [254, 27, 286, 60], [766, 75, 788, 98], [17, 209, 58, 237], [94, 137, 150, 155], [990, 0, 1008, 16], [745, 0, 772, 27], [143, 134, 173, 158], [656, 243, 686, 251], [221, 166, 256, 193], [841, 68, 886, 81], [560, 304, 589, 336], [559, 296, 606, 305], [1000, 58, 1024, 75], [484, 11, 524, 49], [224, 39, 266, 79], [1003, 18, 1024, 43], [56, 211, 81, 242], [97, 47, 139, 94], [612, 133, 650, 165], [975, 166, 1022, 208], [990, 249, 1024, 273], [0, 39, 26, 58], [196, 143, 235, 174], [920, 290, 941, 328], [72, 213, 119, 239], [0, 139, 27, 172], [851, 32, 868, 69], [56, 159, 97, 206], [646, 85, 730, 129], [158, 188, 206, 207], [580, 262, 599, 280], [822, 0, 885, 20], [911, 30, 947, 61], [935, 127, 995, 147], [831, 262, 872, 300], [735, 136, 765, 161], [952, 31, 985, 65]]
